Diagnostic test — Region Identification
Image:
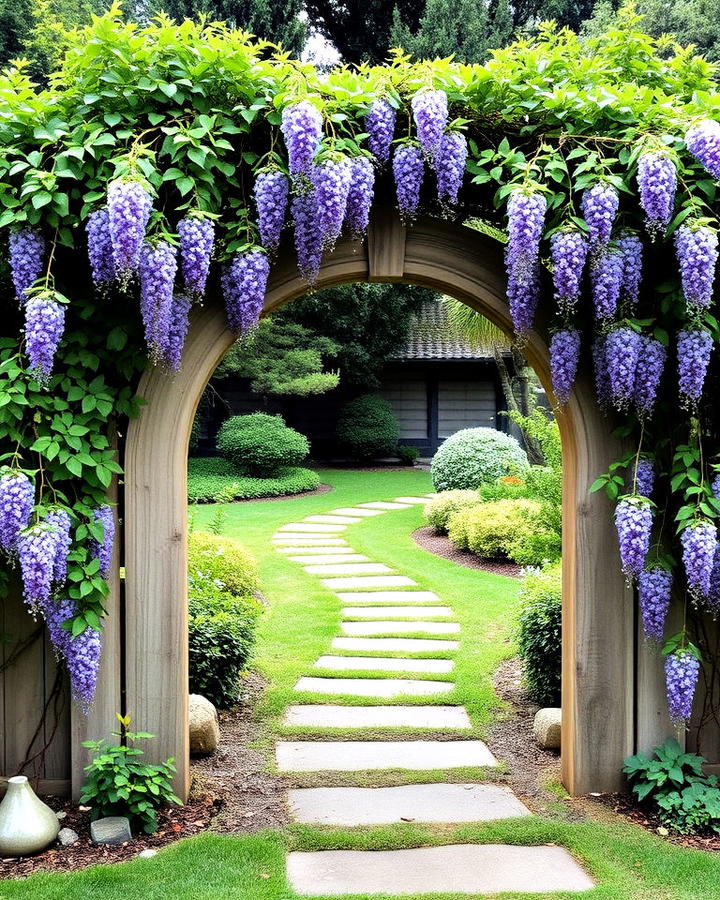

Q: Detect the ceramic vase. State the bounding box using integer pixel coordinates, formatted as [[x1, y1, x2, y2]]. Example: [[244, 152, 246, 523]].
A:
[[0, 776, 60, 856]]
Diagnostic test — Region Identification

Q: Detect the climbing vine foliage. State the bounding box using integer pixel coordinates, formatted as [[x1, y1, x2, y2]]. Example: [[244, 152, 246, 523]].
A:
[[1, 5, 720, 719]]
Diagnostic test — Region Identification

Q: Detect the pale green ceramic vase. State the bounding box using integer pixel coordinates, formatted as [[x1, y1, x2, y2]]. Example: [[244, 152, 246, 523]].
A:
[[0, 776, 60, 856]]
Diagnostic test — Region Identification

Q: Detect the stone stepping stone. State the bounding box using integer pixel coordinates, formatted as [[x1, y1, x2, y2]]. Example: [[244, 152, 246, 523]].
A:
[[279, 523, 347, 532], [336, 590, 442, 604], [333, 637, 459, 652], [322, 575, 416, 589], [289, 554, 370, 565], [286, 844, 594, 895], [288, 783, 531, 826], [305, 563, 392, 576], [282, 704, 471, 729], [304, 514, 363, 524], [273, 535, 349, 544], [330, 507, 385, 517], [358, 501, 413, 510], [342, 606, 453, 618], [294, 677, 453, 698], [276, 545, 356, 555], [394, 496, 431, 504], [341, 621, 460, 636], [276, 740, 498, 772], [314, 656, 454, 674]]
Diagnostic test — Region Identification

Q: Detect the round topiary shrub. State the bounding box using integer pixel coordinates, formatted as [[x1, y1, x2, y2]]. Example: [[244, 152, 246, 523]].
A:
[[431, 427, 529, 491], [336, 394, 399, 460], [188, 531, 259, 597], [217, 413, 309, 476], [423, 490, 481, 534]]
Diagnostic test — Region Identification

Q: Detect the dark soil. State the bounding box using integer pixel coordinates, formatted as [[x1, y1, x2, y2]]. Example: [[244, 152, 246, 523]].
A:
[[412, 526, 523, 578]]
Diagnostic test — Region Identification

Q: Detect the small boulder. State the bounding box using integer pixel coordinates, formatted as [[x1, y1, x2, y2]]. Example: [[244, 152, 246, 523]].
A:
[[533, 707, 561, 750], [90, 816, 132, 846], [189, 694, 220, 755], [57, 827, 79, 847]]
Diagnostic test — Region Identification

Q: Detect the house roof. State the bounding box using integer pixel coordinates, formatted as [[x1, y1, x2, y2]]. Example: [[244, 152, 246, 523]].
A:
[[393, 298, 505, 361]]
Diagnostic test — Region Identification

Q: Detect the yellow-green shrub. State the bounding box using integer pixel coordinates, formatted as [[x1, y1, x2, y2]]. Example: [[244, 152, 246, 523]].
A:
[[188, 531, 259, 597], [423, 490, 481, 534], [447, 499, 541, 559]]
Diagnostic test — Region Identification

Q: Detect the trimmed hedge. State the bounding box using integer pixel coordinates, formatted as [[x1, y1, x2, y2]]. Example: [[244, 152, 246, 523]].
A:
[[423, 490, 481, 534], [187, 457, 320, 502], [447, 498, 541, 558], [516, 564, 562, 706], [217, 413, 309, 476], [188, 530, 259, 597], [336, 394, 399, 459], [431, 427, 529, 491]]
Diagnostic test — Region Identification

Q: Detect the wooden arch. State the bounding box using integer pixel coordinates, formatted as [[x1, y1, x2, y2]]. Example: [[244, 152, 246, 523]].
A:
[[78, 209, 673, 800]]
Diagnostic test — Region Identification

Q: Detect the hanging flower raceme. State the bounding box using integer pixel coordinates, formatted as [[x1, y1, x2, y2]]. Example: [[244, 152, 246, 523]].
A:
[[66, 625, 102, 709], [139, 240, 178, 361], [614, 496, 653, 581], [507, 271, 540, 338], [681, 519, 716, 601], [393, 143, 425, 222], [281, 100, 323, 178], [222, 249, 270, 333], [629, 457, 655, 498], [0, 469, 34, 553], [634, 336, 666, 421], [9, 227, 45, 302], [85, 209, 116, 292], [46, 508, 72, 584], [677, 327, 712, 409], [436, 132, 468, 208], [593, 336, 611, 406], [505, 187, 546, 336], [365, 97, 396, 165], [550, 229, 588, 317], [91, 505, 115, 578], [23, 290, 66, 386], [590, 248, 623, 321], [18, 523, 57, 610], [162, 294, 191, 373], [344, 157, 375, 241], [549, 329, 580, 407], [411, 89, 448, 162], [665, 649, 701, 723], [581, 182, 619, 250], [292, 188, 323, 284], [674, 222, 718, 313], [605, 326, 642, 411], [638, 567, 672, 643], [107, 179, 153, 285], [254, 169, 289, 256], [178, 215, 215, 301], [685, 119, 720, 180], [617, 231, 643, 312], [44, 596, 76, 659], [637, 150, 677, 238], [312, 155, 352, 250]]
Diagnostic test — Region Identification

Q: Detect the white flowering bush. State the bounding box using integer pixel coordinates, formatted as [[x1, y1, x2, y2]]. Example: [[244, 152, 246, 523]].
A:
[[431, 428, 529, 492]]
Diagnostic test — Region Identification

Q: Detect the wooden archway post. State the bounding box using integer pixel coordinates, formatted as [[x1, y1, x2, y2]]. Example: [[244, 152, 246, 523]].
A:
[[122, 208, 672, 800]]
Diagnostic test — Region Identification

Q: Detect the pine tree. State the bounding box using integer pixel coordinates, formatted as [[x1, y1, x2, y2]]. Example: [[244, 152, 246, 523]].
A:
[[489, 0, 513, 46], [391, 0, 490, 62]]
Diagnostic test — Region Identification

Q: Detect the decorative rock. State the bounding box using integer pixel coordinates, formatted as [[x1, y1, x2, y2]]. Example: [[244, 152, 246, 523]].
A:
[[189, 694, 220, 755], [138, 848, 158, 859], [534, 707, 562, 749], [57, 827, 79, 847], [90, 816, 132, 846], [55, 811, 67, 820]]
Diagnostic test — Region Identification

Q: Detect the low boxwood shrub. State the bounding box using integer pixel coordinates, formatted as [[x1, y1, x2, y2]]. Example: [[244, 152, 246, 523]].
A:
[[424, 490, 481, 534], [397, 445, 420, 466], [431, 427, 529, 491], [217, 413, 309, 476], [447, 498, 541, 558], [187, 458, 320, 502], [188, 530, 259, 597], [515, 563, 561, 706], [336, 394, 399, 460]]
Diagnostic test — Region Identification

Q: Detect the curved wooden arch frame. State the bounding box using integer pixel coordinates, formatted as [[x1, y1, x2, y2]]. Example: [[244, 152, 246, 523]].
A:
[[77, 209, 673, 800]]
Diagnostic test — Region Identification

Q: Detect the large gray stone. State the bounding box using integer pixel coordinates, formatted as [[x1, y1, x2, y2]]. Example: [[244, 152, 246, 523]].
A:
[[287, 845, 594, 895], [534, 707, 562, 750], [341, 620, 460, 635], [332, 637, 459, 652], [322, 575, 416, 589], [275, 740, 497, 772], [336, 591, 442, 604], [342, 606, 453, 618], [282, 704, 471, 729], [288, 783, 531, 825], [294, 677, 453, 697], [189, 694, 219, 755], [90, 816, 132, 846], [314, 655, 454, 673]]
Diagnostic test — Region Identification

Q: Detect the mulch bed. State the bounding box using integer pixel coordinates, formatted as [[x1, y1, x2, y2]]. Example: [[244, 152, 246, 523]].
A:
[[597, 792, 720, 852], [412, 526, 523, 578]]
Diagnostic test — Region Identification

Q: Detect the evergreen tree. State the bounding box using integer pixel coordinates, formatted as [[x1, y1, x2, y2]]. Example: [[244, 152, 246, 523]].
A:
[[490, 0, 514, 46], [390, 0, 490, 62]]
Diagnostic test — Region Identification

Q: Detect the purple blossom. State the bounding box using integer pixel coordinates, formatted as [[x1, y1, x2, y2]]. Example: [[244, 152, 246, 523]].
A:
[[393, 143, 425, 222], [18, 523, 57, 610], [436, 132, 467, 208], [43, 596, 76, 659], [581, 182, 619, 249], [712, 475, 720, 500], [66, 625, 102, 709], [590, 248, 623, 321], [85, 209, 116, 292], [9, 228, 45, 302], [365, 97, 396, 165], [665, 650, 700, 723], [178, 215, 215, 302], [708, 551, 720, 611], [411, 89, 448, 162], [281, 100, 323, 177], [344, 157, 375, 240], [674, 223, 718, 313], [550, 229, 588, 315], [634, 336, 666, 420], [550, 328, 580, 406], [292, 188, 323, 283], [107, 179, 153, 285], [685, 119, 720, 180], [91, 505, 115, 578], [677, 327, 713, 409], [637, 151, 677, 238], [507, 269, 540, 337], [222, 249, 269, 333], [681, 519, 716, 600], [254, 169, 289, 256], [605, 326, 642, 411], [593, 336, 611, 406], [638, 567, 672, 642], [24, 291, 65, 386], [628, 457, 655, 498], [506, 188, 546, 284], [614, 497, 653, 581], [46, 508, 72, 584], [139, 240, 178, 361], [312, 156, 352, 250], [617, 231, 643, 312], [162, 293, 191, 372], [0, 469, 34, 553]]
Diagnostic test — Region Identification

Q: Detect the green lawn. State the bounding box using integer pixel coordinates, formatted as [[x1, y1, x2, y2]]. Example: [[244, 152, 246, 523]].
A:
[[4, 468, 720, 898]]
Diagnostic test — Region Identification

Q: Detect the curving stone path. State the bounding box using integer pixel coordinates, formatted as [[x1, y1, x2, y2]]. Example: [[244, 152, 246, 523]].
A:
[[272, 494, 593, 896]]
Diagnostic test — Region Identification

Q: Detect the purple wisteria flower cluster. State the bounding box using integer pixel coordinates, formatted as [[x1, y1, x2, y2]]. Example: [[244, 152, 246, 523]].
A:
[[681, 519, 717, 601], [665, 650, 701, 723], [593, 337, 611, 406], [46, 508, 72, 583], [637, 150, 677, 238], [222, 249, 270, 333], [674, 223, 718, 313], [313, 157, 352, 250], [505, 188, 546, 336], [590, 248, 623, 321], [629, 457, 655, 498], [178, 215, 215, 301], [393, 143, 425, 222], [634, 336, 666, 420], [677, 327, 713, 409], [614, 496, 653, 581], [86, 209, 116, 292], [549, 329, 580, 406], [550, 229, 588, 316], [9, 227, 45, 301], [281, 100, 323, 177], [411, 89, 448, 162], [365, 98, 396, 165], [139, 240, 178, 361], [23, 291, 66, 385], [638, 567, 672, 642], [254, 169, 289, 255], [0, 469, 33, 552], [291, 189, 323, 284], [685, 119, 720, 180], [617, 231, 643, 311], [605, 326, 642, 411], [436, 132, 468, 209], [18, 523, 57, 610], [344, 157, 375, 240], [581, 182, 619, 250], [107, 179, 153, 285]]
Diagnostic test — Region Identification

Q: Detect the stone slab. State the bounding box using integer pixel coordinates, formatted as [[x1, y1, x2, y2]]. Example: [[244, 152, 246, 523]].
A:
[[332, 637, 460, 652], [276, 740, 498, 771], [90, 816, 132, 846], [305, 563, 392, 575], [288, 783, 531, 825], [342, 606, 453, 618], [276, 545, 357, 555], [330, 507, 385, 517], [287, 844, 594, 895], [282, 704, 471, 729], [273, 537, 348, 546], [322, 575, 416, 589], [304, 514, 363, 524], [336, 591, 442, 604], [294, 677, 453, 697], [289, 554, 370, 564], [358, 501, 413, 509], [279, 523, 347, 532], [341, 621, 460, 636], [394, 496, 431, 504], [314, 656, 454, 674]]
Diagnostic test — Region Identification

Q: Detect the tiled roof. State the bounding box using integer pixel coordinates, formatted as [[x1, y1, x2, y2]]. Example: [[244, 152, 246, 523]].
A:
[[393, 299, 501, 361]]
